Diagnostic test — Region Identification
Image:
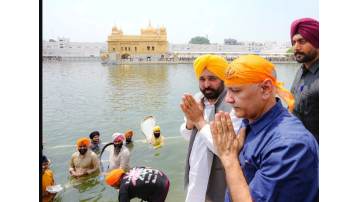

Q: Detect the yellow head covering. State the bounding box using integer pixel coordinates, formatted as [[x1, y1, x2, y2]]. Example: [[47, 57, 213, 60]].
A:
[[153, 126, 161, 132], [77, 138, 90, 148], [105, 168, 125, 186], [224, 55, 294, 113], [194, 54, 228, 81]]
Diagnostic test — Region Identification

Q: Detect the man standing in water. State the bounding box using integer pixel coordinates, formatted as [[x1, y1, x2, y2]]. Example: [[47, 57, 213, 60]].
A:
[[69, 138, 99, 178], [290, 18, 319, 143], [100, 133, 131, 177], [180, 54, 242, 202], [88, 131, 102, 153], [150, 126, 165, 149]]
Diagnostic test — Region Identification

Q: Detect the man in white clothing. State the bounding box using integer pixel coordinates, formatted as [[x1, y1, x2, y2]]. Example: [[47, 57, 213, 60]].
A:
[[180, 54, 242, 202], [101, 133, 130, 176]]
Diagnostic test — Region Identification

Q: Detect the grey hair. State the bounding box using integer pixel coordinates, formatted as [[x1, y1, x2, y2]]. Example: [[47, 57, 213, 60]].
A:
[[252, 69, 277, 95]]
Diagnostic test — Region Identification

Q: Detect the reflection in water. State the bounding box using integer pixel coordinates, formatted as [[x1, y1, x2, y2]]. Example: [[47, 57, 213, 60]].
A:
[[107, 65, 170, 116]]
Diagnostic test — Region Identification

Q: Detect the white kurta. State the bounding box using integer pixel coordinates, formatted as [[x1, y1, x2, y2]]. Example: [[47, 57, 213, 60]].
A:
[[180, 98, 242, 202]]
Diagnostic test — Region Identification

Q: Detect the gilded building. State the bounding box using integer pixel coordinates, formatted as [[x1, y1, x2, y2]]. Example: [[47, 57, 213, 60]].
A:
[[107, 21, 168, 60]]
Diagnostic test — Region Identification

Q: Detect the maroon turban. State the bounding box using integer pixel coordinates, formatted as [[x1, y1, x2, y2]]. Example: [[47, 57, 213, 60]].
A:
[[290, 18, 319, 49]]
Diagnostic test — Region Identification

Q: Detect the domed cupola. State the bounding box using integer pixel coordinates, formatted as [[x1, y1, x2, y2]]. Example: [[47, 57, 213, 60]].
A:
[[141, 21, 158, 35], [112, 23, 118, 33]]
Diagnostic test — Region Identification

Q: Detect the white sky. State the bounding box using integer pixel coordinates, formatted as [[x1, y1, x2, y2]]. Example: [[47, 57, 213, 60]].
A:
[[42, 0, 319, 44]]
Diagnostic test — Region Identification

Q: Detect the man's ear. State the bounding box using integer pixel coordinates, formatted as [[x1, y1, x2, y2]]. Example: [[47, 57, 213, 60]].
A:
[[261, 79, 274, 99]]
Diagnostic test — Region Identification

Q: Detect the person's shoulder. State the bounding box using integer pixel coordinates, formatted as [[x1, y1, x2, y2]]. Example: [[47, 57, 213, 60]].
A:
[[89, 151, 98, 157], [71, 151, 79, 157], [45, 170, 54, 177], [122, 146, 130, 153]]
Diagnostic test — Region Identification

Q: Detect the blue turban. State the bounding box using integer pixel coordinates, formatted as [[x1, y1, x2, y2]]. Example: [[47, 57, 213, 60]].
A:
[[42, 155, 48, 163]]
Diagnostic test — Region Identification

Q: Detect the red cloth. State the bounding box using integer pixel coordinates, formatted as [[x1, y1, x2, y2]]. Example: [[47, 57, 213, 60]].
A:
[[290, 18, 319, 49]]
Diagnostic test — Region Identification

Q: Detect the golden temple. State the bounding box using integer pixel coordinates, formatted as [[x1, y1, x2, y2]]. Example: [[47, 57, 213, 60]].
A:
[[107, 21, 168, 60]]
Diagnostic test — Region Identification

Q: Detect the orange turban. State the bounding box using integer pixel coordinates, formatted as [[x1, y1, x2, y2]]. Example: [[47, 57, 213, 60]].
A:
[[105, 168, 125, 186], [224, 55, 294, 113], [194, 54, 228, 81], [125, 130, 133, 138], [77, 138, 90, 147]]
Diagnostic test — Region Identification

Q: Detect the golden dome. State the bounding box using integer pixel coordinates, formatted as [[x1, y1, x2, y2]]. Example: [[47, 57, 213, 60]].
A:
[[112, 22, 118, 32], [144, 21, 155, 30], [141, 21, 158, 35]]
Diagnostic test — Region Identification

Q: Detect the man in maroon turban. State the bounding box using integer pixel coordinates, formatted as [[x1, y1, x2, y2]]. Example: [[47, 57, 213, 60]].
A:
[[289, 18, 319, 143]]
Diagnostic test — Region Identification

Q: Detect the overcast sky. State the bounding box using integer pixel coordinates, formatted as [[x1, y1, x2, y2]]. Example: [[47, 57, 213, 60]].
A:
[[42, 0, 319, 44]]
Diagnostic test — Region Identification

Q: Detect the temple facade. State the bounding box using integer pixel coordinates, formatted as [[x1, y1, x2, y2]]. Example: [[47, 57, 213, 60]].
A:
[[107, 21, 168, 61]]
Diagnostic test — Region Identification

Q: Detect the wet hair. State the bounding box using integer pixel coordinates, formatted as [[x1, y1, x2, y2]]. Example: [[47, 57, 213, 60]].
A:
[[90, 131, 100, 139]]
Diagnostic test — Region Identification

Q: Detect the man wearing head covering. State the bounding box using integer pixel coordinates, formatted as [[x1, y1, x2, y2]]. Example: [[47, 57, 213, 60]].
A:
[[124, 130, 134, 144], [179, 54, 243, 202], [88, 131, 102, 153], [105, 166, 170, 202], [69, 138, 99, 178], [150, 126, 165, 149], [108, 133, 130, 171], [42, 155, 57, 202], [290, 17, 319, 143], [210, 55, 319, 202]]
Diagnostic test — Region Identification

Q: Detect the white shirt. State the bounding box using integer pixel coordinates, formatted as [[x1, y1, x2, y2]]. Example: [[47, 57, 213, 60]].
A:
[[108, 146, 130, 171], [180, 98, 242, 202]]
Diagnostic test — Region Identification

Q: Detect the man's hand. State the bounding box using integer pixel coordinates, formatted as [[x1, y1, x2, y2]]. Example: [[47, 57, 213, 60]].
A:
[[180, 93, 206, 130], [210, 111, 246, 167]]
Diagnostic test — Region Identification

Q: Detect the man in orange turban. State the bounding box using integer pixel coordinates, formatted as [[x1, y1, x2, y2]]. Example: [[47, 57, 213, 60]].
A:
[[179, 54, 243, 202], [210, 55, 319, 202], [69, 138, 99, 178], [105, 166, 170, 202], [124, 130, 133, 144], [290, 18, 319, 143]]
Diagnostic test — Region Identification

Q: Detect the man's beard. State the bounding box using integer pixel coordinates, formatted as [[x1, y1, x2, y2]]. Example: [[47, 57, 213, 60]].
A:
[[200, 81, 224, 100], [154, 133, 160, 138], [294, 49, 318, 63], [114, 144, 122, 156], [79, 148, 87, 155]]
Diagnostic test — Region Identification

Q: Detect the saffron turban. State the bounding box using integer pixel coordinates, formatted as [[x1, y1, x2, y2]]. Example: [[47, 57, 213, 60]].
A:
[[153, 126, 161, 132], [77, 138, 90, 147], [112, 133, 124, 142], [290, 18, 319, 49], [194, 54, 228, 81], [224, 55, 295, 113], [105, 168, 125, 186], [125, 130, 133, 138]]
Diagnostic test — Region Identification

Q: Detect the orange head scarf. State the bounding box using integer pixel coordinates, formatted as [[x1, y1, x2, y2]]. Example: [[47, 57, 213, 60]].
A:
[[77, 138, 90, 147], [105, 168, 125, 186], [125, 130, 133, 138], [194, 54, 228, 81], [224, 55, 294, 113]]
